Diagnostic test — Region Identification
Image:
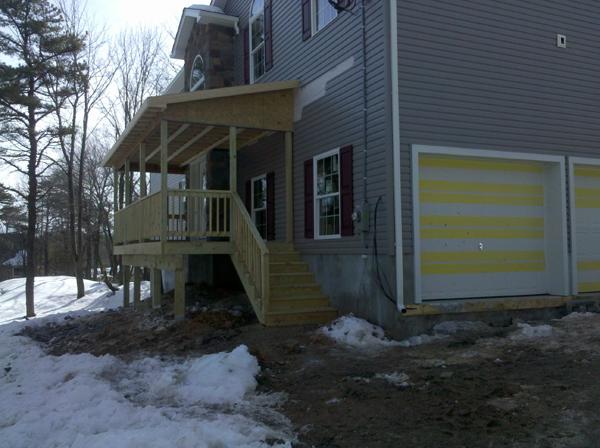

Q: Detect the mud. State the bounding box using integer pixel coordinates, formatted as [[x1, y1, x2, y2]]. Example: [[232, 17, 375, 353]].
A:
[[20, 303, 600, 448]]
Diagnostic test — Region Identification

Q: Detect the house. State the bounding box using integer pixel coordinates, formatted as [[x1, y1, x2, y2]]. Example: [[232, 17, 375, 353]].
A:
[[103, 0, 600, 333]]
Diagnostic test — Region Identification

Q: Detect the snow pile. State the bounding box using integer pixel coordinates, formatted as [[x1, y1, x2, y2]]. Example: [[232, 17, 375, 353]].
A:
[[375, 372, 410, 387], [511, 322, 553, 339], [119, 345, 260, 406], [2, 251, 25, 267], [561, 312, 596, 321], [321, 315, 401, 349], [321, 315, 444, 349], [0, 337, 291, 448], [0, 276, 149, 324]]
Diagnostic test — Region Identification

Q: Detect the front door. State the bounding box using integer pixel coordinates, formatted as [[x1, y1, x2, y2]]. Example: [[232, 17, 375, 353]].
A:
[[251, 174, 268, 239]]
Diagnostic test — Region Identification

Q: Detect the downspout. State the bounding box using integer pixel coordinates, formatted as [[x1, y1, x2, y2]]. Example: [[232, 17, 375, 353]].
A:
[[360, 0, 369, 249], [390, 0, 405, 311]]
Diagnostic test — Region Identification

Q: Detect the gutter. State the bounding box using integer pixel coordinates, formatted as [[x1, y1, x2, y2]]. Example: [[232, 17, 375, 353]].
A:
[[390, 0, 405, 311]]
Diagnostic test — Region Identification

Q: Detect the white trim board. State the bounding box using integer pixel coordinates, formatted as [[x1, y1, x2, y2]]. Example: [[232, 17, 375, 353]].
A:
[[411, 145, 570, 303]]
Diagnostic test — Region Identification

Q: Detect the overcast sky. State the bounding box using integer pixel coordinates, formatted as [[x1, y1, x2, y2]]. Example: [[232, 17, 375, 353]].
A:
[[87, 0, 210, 37]]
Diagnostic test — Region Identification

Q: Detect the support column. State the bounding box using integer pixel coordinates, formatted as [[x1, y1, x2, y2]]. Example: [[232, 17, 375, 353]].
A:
[[124, 160, 132, 206], [139, 143, 147, 198], [123, 265, 130, 307], [151, 268, 162, 309], [160, 120, 169, 245], [174, 269, 185, 320], [229, 126, 237, 193], [113, 169, 118, 212], [285, 131, 294, 243], [133, 266, 142, 309]]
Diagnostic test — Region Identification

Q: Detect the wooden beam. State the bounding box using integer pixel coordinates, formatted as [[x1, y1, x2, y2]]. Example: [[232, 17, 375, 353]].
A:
[[139, 143, 147, 198], [129, 162, 186, 174], [174, 269, 185, 320], [229, 126, 237, 193], [151, 268, 161, 309], [167, 126, 215, 162], [285, 131, 293, 243], [160, 120, 169, 246], [146, 123, 190, 162], [238, 130, 274, 150], [180, 129, 244, 167]]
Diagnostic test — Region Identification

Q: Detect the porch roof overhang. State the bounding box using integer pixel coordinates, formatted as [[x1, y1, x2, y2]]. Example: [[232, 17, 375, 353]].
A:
[[102, 80, 299, 170]]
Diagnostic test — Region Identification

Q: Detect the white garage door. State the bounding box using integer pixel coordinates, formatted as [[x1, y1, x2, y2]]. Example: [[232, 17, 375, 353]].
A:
[[572, 163, 600, 293], [417, 153, 552, 301]]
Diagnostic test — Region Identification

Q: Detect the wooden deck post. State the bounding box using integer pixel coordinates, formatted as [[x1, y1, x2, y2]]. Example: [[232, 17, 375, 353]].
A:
[[123, 265, 130, 307], [174, 269, 185, 320], [229, 126, 237, 193], [285, 131, 294, 243], [124, 160, 132, 206], [113, 169, 118, 212], [133, 266, 141, 308], [139, 143, 147, 198], [151, 268, 161, 309], [160, 120, 168, 246]]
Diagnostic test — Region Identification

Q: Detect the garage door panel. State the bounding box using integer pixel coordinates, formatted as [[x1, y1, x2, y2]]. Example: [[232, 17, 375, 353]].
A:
[[418, 153, 552, 300], [573, 162, 600, 293]]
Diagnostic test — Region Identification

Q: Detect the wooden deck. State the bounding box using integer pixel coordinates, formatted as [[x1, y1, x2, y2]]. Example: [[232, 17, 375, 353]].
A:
[[114, 189, 336, 325]]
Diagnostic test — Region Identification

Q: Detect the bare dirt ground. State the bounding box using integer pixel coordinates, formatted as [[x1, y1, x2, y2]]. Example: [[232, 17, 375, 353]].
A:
[[20, 298, 600, 448]]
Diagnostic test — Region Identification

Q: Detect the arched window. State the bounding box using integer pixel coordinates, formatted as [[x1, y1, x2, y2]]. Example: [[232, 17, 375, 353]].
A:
[[249, 0, 265, 82], [190, 55, 205, 91]]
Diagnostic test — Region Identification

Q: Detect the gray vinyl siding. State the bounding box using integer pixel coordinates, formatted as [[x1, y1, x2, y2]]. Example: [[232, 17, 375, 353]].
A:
[[397, 0, 600, 259], [223, 0, 392, 255], [237, 133, 286, 241]]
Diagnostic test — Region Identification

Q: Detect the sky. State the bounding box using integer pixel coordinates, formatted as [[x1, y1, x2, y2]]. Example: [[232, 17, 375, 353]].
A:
[[87, 0, 210, 37], [3, 0, 210, 190]]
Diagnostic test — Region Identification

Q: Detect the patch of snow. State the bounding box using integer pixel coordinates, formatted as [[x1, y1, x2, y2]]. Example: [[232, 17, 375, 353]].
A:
[[561, 312, 596, 321], [321, 315, 443, 349], [2, 250, 25, 267], [397, 333, 442, 347], [326, 398, 341, 405], [0, 276, 149, 324], [321, 315, 400, 349], [511, 323, 553, 339], [375, 372, 410, 387], [0, 336, 292, 448], [433, 320, 489, 335]]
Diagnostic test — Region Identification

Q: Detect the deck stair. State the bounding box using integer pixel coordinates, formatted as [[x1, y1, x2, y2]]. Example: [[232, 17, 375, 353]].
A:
[[262, 242, 337, 326]]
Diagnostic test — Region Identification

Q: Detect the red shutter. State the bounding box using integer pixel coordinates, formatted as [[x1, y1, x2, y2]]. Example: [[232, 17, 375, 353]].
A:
[[264, 0, 273, 71], [266, 172, 275, 240], [340, 145, 354, 237], [245, 179, 252, 212], [243, 26, 250, 84], [304, 159, 314, 239], [301, 0, 312, 41]]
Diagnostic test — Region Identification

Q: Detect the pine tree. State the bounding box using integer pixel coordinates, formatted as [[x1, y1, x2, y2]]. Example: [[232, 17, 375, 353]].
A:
[[0, 0, 82, 317]]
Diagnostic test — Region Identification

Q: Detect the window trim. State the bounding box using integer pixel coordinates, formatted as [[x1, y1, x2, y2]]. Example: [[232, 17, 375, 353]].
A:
[[310, 0, 339, 37], [313, 147, 341, 240], [248, 0, 266, 84], [251, 173, 268, 239], [189, 54, 205, 92]]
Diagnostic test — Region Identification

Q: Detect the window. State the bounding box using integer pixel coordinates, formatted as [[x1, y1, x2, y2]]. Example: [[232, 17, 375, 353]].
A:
[[249, 0, 265, 82], [313, 0, 338, 34], [252, 174, 268, 239], [314, 149, 340, 238], [189, 55, 205, 91]]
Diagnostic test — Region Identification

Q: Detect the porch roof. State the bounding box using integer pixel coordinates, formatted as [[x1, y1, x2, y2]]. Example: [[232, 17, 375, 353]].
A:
[[102, 80, 299, 170]]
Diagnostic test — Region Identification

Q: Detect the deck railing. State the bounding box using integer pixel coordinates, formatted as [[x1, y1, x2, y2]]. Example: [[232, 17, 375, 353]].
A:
[[231, 193, 270, 315], [114, 189, 269, 317], [114, 189, 232, 244]]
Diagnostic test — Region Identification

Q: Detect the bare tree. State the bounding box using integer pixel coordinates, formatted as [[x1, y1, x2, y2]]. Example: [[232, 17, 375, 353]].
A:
[[102, 27, 178, 140], [47, 0, 114, 298]]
